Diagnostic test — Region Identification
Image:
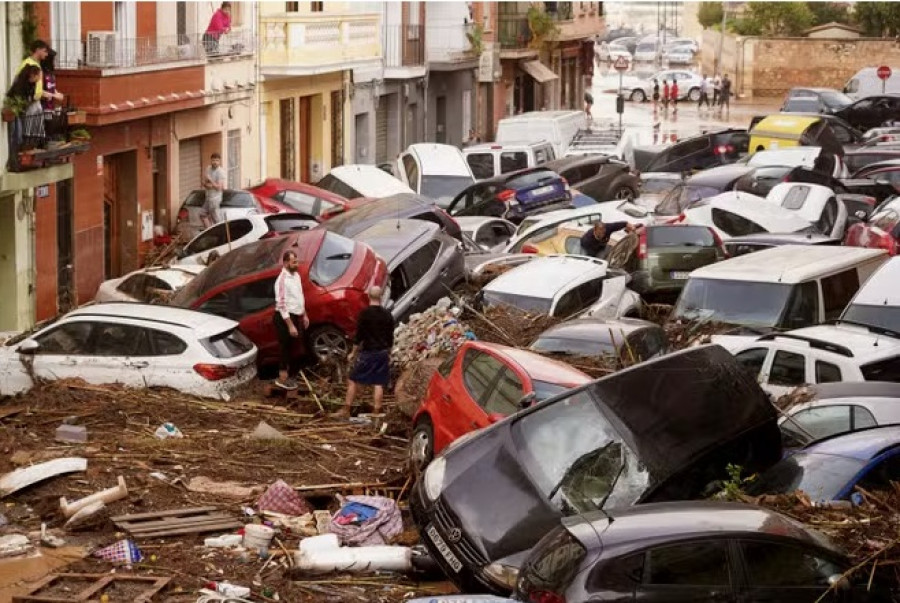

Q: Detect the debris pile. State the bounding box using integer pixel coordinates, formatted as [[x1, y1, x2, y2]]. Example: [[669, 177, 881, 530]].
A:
[[663, 318, 740, 350], [391, 298, 474, 369], [464, 305, 561, 348]]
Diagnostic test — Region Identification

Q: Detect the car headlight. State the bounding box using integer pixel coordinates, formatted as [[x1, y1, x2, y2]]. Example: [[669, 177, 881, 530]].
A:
[[423, 456, 446, 502], [482, 563, 519, 590]]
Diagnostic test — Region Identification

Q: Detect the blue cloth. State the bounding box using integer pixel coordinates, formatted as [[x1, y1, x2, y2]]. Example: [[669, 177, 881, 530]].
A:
[[572, 192, 597, 207], [349, 349, 390, 386]]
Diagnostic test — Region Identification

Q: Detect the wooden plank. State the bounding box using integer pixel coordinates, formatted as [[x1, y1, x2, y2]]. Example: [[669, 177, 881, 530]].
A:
[[110, 506, 218, 522], [129, 520, 244, 539], [117, 512, 235, 531], [125, 519, 243, 537], [13, 573, 171, 602]]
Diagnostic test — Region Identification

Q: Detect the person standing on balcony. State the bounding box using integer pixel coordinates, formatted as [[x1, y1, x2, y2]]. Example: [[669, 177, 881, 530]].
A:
[[40, 49, 64, 112], [202, 153, 226, 227], [204, 2, 232, 55], [16, 40, 50, 104], [4, 65, 42, 169]]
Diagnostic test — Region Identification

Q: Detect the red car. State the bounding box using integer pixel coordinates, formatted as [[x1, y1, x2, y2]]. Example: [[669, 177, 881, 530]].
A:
[[170, 229, 388, 365], [409, 341, 591, 470], [845, 196, 900, 255], [247, 178, 352, 220]]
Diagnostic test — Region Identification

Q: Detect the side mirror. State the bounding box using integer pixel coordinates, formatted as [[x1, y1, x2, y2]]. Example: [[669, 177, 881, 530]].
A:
[[518, 391, 537, 409], [487, 413, 506, 424], [17, 338, 39, 355]]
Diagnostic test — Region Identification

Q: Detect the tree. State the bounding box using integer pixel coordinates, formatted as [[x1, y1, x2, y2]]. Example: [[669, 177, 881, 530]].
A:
[[736, 1, 815, 36], [698, 2, 724, 29], [806, 2, 852, 27], [854, 2, 900, 37]]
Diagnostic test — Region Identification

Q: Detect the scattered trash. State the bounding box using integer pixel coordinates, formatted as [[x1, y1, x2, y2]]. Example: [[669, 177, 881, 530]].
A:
[[293, 533, 412, 574], [314, 510, 331, 535], [59, 475, 127, 518], [392, 298, 472, 369], [154, 422, 183, 439], [259, 511, 317, 536], [249, 420, 288, 441], [196, 587, 253, 602], [14, 572, 171, 602], [0, 534, 31, 558], [63, 501, 108, 532], [329, 495, 402, 546], [203, 534, 243, 548], [112, 507, 242, 538], [39, 524, 66, 548], [241, 524, 275, 550], [0, 457, 87, 498], [256, 480, 312, 517], [186, 476, 262, 499], [0, 513, 7, 527], [204, 581, 251, 598], [55, 424, 88, 444], [93, 539, 143, 565]]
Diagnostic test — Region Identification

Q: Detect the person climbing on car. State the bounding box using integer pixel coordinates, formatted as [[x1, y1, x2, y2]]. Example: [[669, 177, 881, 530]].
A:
[[580, 220, 639, 260], [273, 250, 309, 390]]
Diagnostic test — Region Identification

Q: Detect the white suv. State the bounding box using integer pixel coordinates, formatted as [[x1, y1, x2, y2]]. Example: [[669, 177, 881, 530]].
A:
[[730, 323, 900, 398]]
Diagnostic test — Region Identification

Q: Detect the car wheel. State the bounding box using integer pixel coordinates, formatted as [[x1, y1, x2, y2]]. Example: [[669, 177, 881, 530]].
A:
[[630, 89, 646, 103], [308, 324, 350, 363], [614, 185, 637, 200], [688, 87, 701, 102], [410, 417, 434, 473]]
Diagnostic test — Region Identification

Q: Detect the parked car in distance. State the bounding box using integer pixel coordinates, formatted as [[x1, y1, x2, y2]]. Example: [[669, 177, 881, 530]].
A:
[[0, 304, 257, 399], [841, 256, 900, 333], [681, 191, 817, 240], [410, 345, 782, 594], [315, 164, 414, 200], [320, 193, 462, 241], [395, 143, 476, 208], [175, 213, 318, 267], [633, 40, 659, 62], [170, 230, 388, 364], [446, 167, 573, 224], [724, 232, 841, 257], [623, 70, 704, 103], [95, 265, 205, 304], [748, 424, 900, 504], [353, 219, 465, 322], [409, 341, 590, 470], [175, 189, 266, 241], [454, 217, 516, 251], [518, 501, 888, 603], [834, 94, 900, 132], [543, 155, 639, 201], [844, 195, 900, 255], [529, 317, 667, 364], [662, 45, 694, 64], [246, 178, 351, 220], [463, 141, 557, 180], [779, 382, 900, 448], [637, 129, 750, 174], [494, 110, 587, 158], [781, 87, 853, 115], [595, 41, 632, 63], [845, 148, 900, 174]]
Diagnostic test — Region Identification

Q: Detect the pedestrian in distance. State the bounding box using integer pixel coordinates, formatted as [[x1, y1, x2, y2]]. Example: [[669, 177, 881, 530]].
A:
[[335, 286, 395, 419], [202, 153, 226, 228], [712, 74, 721, 106], [662, 80, 670, 112], [671, 79, 679, 113], [698, 74, 711, 111], [272, 250, 310, 390], [652, 79, 660, 109], [203, 2, 232, 54], [580, 220, 639, 260], [584, 91, 594, 122], [720, 73, 732, 117]]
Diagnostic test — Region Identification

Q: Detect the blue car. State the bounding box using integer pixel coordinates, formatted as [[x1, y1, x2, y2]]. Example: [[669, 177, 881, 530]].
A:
[[446, 167, 573, 224], [748, 425, 900, 503]]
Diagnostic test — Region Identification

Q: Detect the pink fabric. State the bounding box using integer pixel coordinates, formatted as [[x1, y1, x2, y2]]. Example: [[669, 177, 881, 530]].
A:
[[256, 480, 312, 516], [206, 9, 231, 36]]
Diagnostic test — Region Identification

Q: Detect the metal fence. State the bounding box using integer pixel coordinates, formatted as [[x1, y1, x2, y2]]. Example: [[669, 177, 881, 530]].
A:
[[498, 15, 532, 49], [6, 110, 71, 172], [383, 24, 425, 68]]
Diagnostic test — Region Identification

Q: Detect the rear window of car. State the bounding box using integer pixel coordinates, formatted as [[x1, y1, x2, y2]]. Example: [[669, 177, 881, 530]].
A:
[[647, 226, 715, 248], [507, 170, 559, 189], [861, 356, 900, 382], [711, 208, 766, 237], [784, 97, 820, 113], [221, 191, 258, 208], [316, 174, 361, 200], [467, 153, 494, 180], [201, 328, 254, 358], [483, 290, 553, 315], [311, 232, 356, 286], [519, 527, 587, 598], [184, 191, 207, 207]]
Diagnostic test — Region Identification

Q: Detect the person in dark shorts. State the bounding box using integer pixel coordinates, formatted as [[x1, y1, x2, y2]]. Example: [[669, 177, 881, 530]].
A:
[[273, 250, 309, 390], [335, 286, 395, 418], [652, 79, 660, 108], [580, 220, 638, 259]]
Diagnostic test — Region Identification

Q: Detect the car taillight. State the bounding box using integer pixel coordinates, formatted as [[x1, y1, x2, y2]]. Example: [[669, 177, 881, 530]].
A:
[[177, 208, 188, 222], [527, 591, 565, 603], [666, 213, 686, 224], [497, 189, 517, 203], [637, 229, 648, 259], [522, 244, 539, 254], [193, 363, 238, 381], [713, 144, 734, 155]]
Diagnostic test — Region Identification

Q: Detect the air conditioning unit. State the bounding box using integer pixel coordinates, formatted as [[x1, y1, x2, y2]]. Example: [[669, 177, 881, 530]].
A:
[[86, 31, 118, 67]]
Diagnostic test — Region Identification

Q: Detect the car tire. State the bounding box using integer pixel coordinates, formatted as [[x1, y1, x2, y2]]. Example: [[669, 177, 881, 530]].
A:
[[614, 184, 638, 200], [630, 89, 646, 103], [308, 324, 350, 363], [688, 87, 701, 102], [410, 416, 435, 473]]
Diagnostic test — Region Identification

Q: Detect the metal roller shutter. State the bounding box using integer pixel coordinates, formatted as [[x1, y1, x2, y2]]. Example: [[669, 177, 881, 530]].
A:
[[375, 101, 388, 164], [178, 138, 202, 204]]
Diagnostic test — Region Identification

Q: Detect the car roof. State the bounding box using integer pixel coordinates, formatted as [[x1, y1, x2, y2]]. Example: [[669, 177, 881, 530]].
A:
[[454, 216, 510, 230], [686, 164, 755, 186], [328, 165, 414, 195], [127, 266, 204, 289], [803, 424, 900, 460], [353, 219, 438, 263], [469, 341, 591, 386], [250, 178, 347, 202], [406, 144, 472, 176], [535, 317, 660, 343], [697, 192, 814, 232], [689, 245, 886, 283], [543, 155, 616, 171], [763, 323, 900, 362], [464, 140, 552, 152], [485, 256, 606, 297], [811, 381, 900, 401], [849, 257, 900, 306], [64, 303, 237, 338]]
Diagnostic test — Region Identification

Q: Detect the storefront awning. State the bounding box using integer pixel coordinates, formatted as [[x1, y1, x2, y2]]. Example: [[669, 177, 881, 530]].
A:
[[520, 60, 558, 84]]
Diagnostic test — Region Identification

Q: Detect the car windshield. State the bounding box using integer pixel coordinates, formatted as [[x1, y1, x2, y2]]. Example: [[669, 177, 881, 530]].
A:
[[421, 176, 473, 208], [531, 336, 619, 357], [647, 225, 715, 247], [640, 177, 681, 195], [673, 278, 795, 328], [482, 290, 553, 315], [310, 232, 356, 286], [656, 185, 722, 216], [820, 90, 853, 109], [842, 304, 900, 336], [747, 452, 865, 502], [532, 380, 572, 402], [512, 388, 650, 515]]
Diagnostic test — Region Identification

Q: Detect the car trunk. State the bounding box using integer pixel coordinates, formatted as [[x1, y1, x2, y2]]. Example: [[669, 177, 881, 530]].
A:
[[649, 244, 719, 282]]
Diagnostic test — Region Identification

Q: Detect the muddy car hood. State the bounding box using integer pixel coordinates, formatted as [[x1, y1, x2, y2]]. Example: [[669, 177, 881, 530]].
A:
[[434, 344, 779, 567]]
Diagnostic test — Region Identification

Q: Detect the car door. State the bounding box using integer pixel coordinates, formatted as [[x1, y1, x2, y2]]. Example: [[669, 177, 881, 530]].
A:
[[28, 321, 103, 385], [733, 347, 771, 383], [735, 539, 848, 603], [182, 222, 238, 263], [764, 349, 809, 399], [391, 240, 442, 320], [633, 539, 737, 602], [140, 328, 195, 389], [439, 349, 506, 442]]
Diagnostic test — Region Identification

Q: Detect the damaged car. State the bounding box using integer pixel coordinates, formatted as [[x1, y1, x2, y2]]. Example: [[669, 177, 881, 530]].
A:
[[410, 344, 782, 594]]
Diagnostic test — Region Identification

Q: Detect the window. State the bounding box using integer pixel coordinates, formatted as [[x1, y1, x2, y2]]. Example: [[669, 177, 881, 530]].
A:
[[646, 541, 730, 586], [185, 220, 252, 255], [401, 240, 440, 288], [281, 191, 323, 216], [265, 215, 315, 233], [402, 154, 419, 189], [310, 1, 323, 11], [734, 348, 768, 379], [500, 152, 528, 173], [861, 356, 900, 382], [781, 184, 811, 210], [315, 174, 359, 200], [475, 222, 514, 248], [227, 129, 241, 189], [769, 350, 807, 387], [311, 232, 356, 286], [462, 350, 502, 403], [815, 197, 839, 236], [711, 208, 766, 237], [221, 192, 257, 208], [467, 153, 494, 179], [589, 553, 643, 591], [150, 330, 188, 355], [821, 269, 859, 321], [789, 405, 851, 441], [740, 541, 842, 587], [857, 452, 900, 492], [853, 405, 877, 430], [815, 360, 842, 383], [285, 1, 299, 11], [234, 277, 277, 316], [201, 328, 254, 358], [34, 322, 93, 355], [554, 290, 580, 318], [782, 281, 820, 329], [198, 292, 233, 319], [437, 353, 456, 378], [535, 148, 550, 164], [485, 368, 523, 415], [90, 323, 151, 357]]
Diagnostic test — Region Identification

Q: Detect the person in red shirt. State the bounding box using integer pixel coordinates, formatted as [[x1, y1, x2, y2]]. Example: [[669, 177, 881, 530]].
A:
[[671, 79, 679, 112], [662, 81, 670, 112], [203, 2, 232, 54]]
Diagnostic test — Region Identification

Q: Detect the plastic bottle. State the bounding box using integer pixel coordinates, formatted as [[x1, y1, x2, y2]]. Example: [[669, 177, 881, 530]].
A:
[[204, 582, 251, 597]]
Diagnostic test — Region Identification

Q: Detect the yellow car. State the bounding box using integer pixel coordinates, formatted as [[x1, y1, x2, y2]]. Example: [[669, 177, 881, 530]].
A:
[[518, 224, 591, 255], [748, 114, 844, 156]]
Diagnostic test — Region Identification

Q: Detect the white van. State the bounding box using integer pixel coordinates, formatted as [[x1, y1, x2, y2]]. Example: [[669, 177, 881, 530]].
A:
[[843, 67, 900, 100], [396, 143, 476, 208], [841, 256, 900, 334], [462, 141, 557, 180], [495, 110, 587, 158]]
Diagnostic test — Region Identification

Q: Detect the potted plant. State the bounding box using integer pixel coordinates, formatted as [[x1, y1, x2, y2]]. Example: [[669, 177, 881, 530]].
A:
[[2, 97, 27, 122], [69, 128, 91, 142]]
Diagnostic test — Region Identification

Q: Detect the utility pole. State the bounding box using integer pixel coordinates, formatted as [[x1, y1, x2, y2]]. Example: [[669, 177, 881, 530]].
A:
[[716, 2, 727, 75]]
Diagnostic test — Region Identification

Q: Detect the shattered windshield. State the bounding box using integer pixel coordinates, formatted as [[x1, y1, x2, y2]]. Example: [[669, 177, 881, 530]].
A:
[[656, 185, 722, 216], [673, 278, 797, 328], [512, 389, 649, 515]]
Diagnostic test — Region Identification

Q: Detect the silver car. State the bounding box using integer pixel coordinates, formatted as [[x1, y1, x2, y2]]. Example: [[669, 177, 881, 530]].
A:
[[623, 69, 705, 102]]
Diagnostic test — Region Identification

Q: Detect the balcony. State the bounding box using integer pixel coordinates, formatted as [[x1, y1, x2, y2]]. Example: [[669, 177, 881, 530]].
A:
[[3, 111, 89, 174], [260, 13, 381, 77], [547, 2, 605, 42], [54, 34, 234, 74], [498, 15, 536, 58], [426, 23, 479, 68], [384, 24, 426, 78]]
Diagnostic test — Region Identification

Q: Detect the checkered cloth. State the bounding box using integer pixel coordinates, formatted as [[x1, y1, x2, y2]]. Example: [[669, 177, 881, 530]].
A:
[[93, 539, 143, 565], [256, 479, 312, 517]]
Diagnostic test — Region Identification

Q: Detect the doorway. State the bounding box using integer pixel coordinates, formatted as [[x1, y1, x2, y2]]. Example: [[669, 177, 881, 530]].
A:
[[56, 179, 74, 313], [435, 96, 447, 144], [103, 151, 138, 279], [298, 96, 312, 182], [152, 146, 168, 232]]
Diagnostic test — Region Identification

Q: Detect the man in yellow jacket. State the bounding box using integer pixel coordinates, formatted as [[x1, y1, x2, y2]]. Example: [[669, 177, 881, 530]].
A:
[[17, 40, 50, 102]]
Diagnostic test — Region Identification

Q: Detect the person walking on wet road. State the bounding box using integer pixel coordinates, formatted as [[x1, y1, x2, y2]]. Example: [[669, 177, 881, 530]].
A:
[[671, 79, 679, 113], [719, 74, 732, 116], [662, 80, 670, 112], [698, 75, 711, 111], [273, 250, 309, 390], [580, 220, 639, 260], [652, 79, 660, 109], [336, 286, 395, 419]]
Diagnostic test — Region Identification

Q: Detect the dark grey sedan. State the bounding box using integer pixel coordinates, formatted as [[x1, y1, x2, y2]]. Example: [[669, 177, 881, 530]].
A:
[[529, 317, 667, 365]]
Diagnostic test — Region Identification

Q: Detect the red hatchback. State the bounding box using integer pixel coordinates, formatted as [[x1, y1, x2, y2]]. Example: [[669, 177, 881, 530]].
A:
[[409, 341, 591, 470], [170, 229, 388, 365], [247, 178, 352, 220], [845, 196, 900, 255]]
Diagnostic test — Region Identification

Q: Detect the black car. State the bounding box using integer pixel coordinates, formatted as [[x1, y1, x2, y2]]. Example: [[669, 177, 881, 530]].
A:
[[542, 156, 639, 202], [635, 129, 750, 174], [781, 87, 853, 115], [835, 94, 900, 132], [724, 232, 841, 257], [518, 501, 891, 603], [410, 345, 782, 595], [319, 193, 462, 241], [528, 317, 667, 364], [845, 148, 900, 174], [446, 167, 572, 224]]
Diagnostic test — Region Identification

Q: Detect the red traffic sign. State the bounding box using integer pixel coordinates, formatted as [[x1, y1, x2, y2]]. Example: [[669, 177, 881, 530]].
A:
[[613, 56, 630, 72], [878, 65, 892, 81]]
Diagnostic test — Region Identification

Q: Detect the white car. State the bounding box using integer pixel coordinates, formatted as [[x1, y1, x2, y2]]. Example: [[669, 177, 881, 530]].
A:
[[623, 70, 704, 102], [509, 205, 608, 244], [454, 217, 517, 252], [682, 191, 816, 240], [175, 213, 317, 266], [396, 144, 476, 208], [745, 146, 849, 179], [763, 182, 849, 239], [479, 255, 642, 320], [0, 304, 257, 400], [316, 164, 414, 200], [729, 323, 900, 399], [662, 46, 694, 65], [596, 42, 632, 63], [174, 189, 266, 242], [95, 265, 205, 303], [841, 256, 900, 334]]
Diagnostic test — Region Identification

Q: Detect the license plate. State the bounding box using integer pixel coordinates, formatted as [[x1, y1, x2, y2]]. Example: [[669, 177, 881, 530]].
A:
[[670, 271, 691, 280], [530, 185, 556, 197], [426, 524, 463, 573]]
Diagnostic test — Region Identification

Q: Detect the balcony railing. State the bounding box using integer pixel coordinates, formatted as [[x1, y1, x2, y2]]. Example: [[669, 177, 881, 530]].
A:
[[498, 15, 533, 50], [53, 31, 255, 70], [260, 14, 381, 72], [426, 23, 477, 63], [384, 24, 425, 68], [4, 110, 89, 173]]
